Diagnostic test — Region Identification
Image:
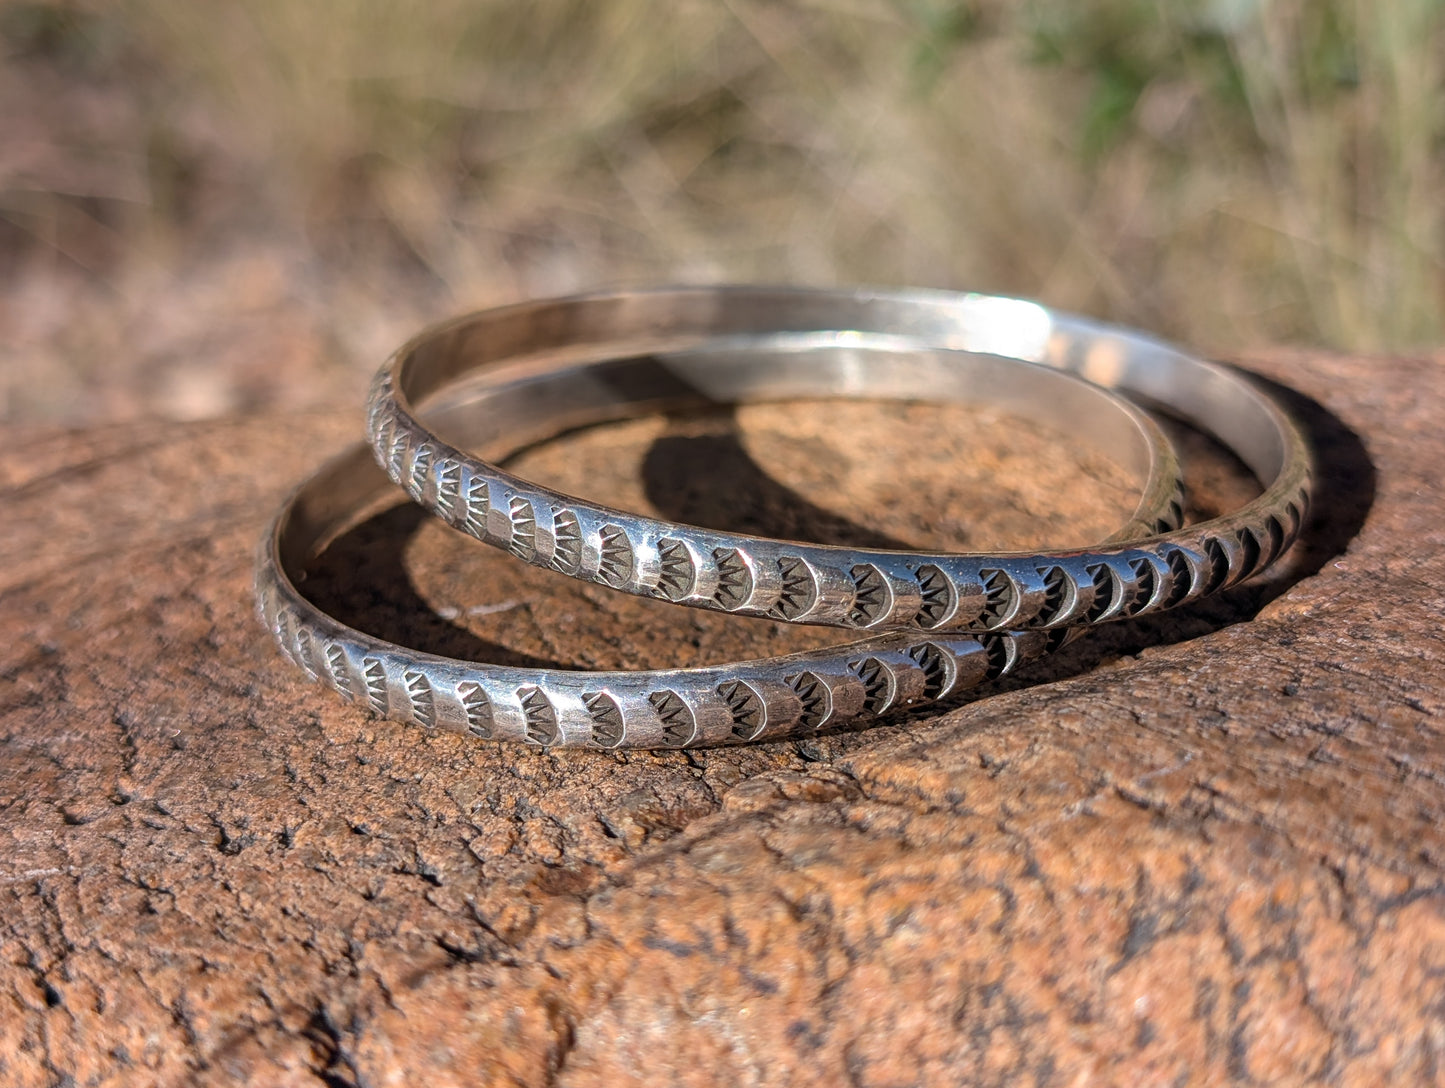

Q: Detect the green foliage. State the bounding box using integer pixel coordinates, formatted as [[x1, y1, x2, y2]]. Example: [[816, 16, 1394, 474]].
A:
[[5, 0, 1443, 352]]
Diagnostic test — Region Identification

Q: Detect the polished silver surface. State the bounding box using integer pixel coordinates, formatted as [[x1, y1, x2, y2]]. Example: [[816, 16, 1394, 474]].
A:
[[258, 343, 1186, 748], [368, 287, 1312, 634]]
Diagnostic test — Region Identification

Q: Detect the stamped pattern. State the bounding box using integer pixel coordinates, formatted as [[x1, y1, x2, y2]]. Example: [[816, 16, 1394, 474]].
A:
[[362, 337, 1307, 640], [713, 547, 753, 610], [259, 518, 1077, 748], [717, 680, 766, 742], [408, 442, 432, 501], [788, 671, 833, 732], [358, 398, 1310, 647], [981, 634, 1013, 680], [583, 691, 625, 748], [852, 657, 897, 715], [518, 686, 559, 746], [656, 538, 696, 601], [405, 669, 436, 728], [457, 681, 494, 740], [508, 497, 537, 559], [772, 556, 818, 620], [362, 657, 388, 716], [1038, 566, 1072, 625], [649, 690, 698, 747], [434, 459, 462, 522], [848, 564, 892, 627], [980, 569, 1016, 628], [317, 305, 1318, 748], [1163, 550, 1193, 608], [915, 564, 955, 628], [598, 525, 634, 588], [324, 643, 352, 698], [1085, 563, 1117, 621], [551, 508, 583, 575], [463, 475, 489, 537], [908, 643, 952, 700]]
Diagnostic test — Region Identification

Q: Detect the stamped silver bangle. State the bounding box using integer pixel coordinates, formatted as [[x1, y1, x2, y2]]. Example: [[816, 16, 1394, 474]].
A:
[[259, 343, 1185, 748], [367, 287, 1312, 635]]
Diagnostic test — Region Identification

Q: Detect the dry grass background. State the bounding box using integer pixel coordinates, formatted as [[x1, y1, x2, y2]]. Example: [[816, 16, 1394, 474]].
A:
[[1, 0, 1441, 423]]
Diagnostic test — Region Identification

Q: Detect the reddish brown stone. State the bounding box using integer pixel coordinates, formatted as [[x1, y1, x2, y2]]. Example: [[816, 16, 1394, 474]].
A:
[[0, 353, 1440, 1086]]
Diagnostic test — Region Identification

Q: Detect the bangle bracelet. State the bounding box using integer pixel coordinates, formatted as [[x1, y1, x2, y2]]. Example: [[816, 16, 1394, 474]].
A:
[[367, 287, 1311, 634], [259, 344, 1184, 748]]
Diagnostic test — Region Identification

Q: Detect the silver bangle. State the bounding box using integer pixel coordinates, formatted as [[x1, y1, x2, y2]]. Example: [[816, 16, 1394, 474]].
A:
[[367, 287, 1312, 634], [259, 343, 1185, 748]]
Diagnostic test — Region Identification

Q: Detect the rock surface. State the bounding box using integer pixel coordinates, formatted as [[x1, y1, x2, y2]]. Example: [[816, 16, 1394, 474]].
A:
[[1, 351, 1440, 1086]]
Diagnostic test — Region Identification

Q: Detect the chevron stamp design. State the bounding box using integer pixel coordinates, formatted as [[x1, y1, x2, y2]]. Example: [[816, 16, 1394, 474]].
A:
[[290, 617, 320, 680], [583, 691, 625, 748], [717, 680, 766, 742], [362, 657, 389, 716], [405, 669, 435, 728], [1086, 563, 1116, 621], [980, 569, 1016, 627], [655, 537, 696, 600], [370, 409, 394, 465], [508, 497, 537, 559], [551, 508, 583, 575], [435, 459, 462, 522], [771, 556, 817, 620], [648, 689, 697, 747], [914, 564, 954, 628], [788, 671, 832, 731], [407, 441, 432, 499], [463, 475, 490, 538], [1127, 557, 1158, 615], [849, 563, 891, 626], [270, 605, 295, 664], [1163, 548, 1193, 608], [457, 681, 494, 740], [713, 547, 753, 610], [386, 426, 410, 484], [1203, 536, 1231, 594], [1037, 566, 1070, 625], [324, 642, 353, 698], [1262, 515, 1286, 566], [518, 686, 559, 746], [851, 657, 897, 714], [365, 392, 387, 444], [597, 524, 634, 587], [981, 634, 1012, 680], [1237, 525, 1262, 578], [908, 642, 950, 700]]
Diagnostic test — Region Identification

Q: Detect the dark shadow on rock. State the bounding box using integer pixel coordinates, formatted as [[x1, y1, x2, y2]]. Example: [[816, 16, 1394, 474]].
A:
[[820, 369, 1378, 739], [300, 503, 568, 670], [483, 350, 914, 550], [640, 409, 914, 550], [290, 364, 1375, 752]]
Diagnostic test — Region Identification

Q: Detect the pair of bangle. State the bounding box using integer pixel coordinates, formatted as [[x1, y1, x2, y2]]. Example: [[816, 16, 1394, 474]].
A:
[[255, 287, 1312, 748]]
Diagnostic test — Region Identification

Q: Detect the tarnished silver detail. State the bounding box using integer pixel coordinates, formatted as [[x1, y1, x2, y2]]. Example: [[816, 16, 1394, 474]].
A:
[[717, 680, 767, 742], [551, 507, 583, 575], [507, 496, 537, 559], [254, 433, 1139, 746], [255, 286, 1316, 748], [365, 287, 1307, 634], [457, 681, 494, 739], [582, 691, 625, 748], [655, 537, 697, 601]]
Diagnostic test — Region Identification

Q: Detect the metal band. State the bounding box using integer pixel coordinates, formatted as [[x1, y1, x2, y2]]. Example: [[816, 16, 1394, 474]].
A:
[[368, 287, 1311, 634], [259, 344, 1185, 748]]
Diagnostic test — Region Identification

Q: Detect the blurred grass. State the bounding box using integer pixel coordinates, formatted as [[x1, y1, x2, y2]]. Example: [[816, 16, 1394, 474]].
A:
[[1, 0, 1441, 421]]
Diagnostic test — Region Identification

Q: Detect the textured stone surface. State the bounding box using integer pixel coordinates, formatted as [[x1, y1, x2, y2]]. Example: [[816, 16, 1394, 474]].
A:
[[1, 351, 1440, 1086]]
